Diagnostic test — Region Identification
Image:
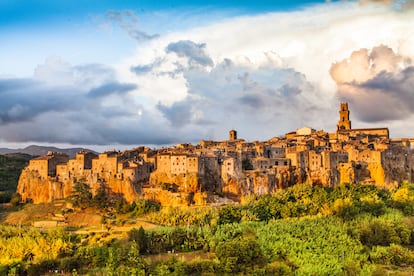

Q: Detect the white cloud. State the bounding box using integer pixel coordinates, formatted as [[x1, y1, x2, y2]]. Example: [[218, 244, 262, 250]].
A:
[[2, 1, 414, 148], [117, 2, 414, 140]]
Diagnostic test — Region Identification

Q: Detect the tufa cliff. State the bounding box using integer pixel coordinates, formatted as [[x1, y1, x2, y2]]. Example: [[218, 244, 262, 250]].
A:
[[16, 103, 414, 206]]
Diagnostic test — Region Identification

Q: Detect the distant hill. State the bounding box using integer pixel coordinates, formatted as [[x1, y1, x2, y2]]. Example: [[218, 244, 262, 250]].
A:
[[0, 145, 98, 158]]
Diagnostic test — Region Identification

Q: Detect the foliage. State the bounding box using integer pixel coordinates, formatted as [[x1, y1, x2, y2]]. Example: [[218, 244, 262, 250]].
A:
[[145, 206, 215, 226], [9, 193, 22, 207], [3, 182, 414, 274], [68, 179, 92, 208], [128, 227, 148, 254], [0, 153, 31, 193], [370, 244, 414, 266], [254, 217, 370, 275], [390, 183, 414, 215], [215, 237, 266, 273], [217, 205, 242, 225], [92, 181, 109, 209], [131, 198, 161, 216]]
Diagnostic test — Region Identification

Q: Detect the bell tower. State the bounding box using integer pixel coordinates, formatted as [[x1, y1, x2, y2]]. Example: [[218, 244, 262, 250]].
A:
[[337, 103, 351, 131], [229, 129, 237, 141]]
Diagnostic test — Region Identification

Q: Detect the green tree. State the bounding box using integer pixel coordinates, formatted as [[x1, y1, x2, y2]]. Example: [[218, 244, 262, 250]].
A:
[[218, 205, 242, 225], [93, 181, 109, 209], [216, 238, 266, 273], [128, 227, 148, 254], [69, 179, 92, 208]]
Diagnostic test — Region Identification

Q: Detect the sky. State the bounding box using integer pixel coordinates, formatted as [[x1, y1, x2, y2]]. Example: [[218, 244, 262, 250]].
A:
[[1, 0, 414, 152]]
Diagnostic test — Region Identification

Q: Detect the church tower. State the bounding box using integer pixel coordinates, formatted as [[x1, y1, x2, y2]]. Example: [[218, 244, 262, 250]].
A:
[[337, 103, 351, 131], [229, 129, 237, 141]]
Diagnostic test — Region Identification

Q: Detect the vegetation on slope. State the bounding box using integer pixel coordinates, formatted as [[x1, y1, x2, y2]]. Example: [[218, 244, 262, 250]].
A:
[[1, 182, 414, 275], [0, 154, 31, 203]]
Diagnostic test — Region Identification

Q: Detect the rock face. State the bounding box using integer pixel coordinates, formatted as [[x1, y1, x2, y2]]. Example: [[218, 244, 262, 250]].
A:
[[16, 104, 414, 206]]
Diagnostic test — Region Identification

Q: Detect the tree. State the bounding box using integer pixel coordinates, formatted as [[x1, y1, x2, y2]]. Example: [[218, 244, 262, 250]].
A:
[[69, 180, 92, 208], [9, 193, 22, 207], [128, 227, 148, 254], [218, 205, 242, 225], [93, 181, 109, 209], [216, 238, 266, 273]]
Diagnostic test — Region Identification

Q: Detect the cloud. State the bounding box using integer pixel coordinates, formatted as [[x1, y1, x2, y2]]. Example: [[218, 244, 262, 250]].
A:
[[0, 58, 179, 145], [3, 1, 414, 147], [166, 40, 214, 67], [157, 99, 195, 128], [116, 2, 414, 140], [359, 0, 414, 10], [34, 57, 74, 86], [88, 82, 137, 98], [330, 45, 414, 122], [0, 78, 76, 124], [154, 56, 321, 140], [130, 58, 164, 75], [106, 10, 159, 42]]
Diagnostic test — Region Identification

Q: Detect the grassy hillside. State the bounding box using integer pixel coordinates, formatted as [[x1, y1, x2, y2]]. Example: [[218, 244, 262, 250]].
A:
[[0, 153, 32, 197], [1, 183, 414, 274]]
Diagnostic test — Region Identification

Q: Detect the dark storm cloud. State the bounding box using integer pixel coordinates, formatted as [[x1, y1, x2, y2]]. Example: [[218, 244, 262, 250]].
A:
[[330, 45, 414, 122], [0, 78, 76, 124], [166, 40, 214, 67], [154, 57, 319, 139], [88, 82, 137, 98], [238, 95, 264, 108], [157, 99, 195, 127], [106, 10, 159, 42], [0, 110, 178, 146], [0, 58, 186, 146]]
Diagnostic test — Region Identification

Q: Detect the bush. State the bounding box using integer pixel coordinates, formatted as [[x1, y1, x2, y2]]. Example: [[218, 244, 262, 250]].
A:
[[27, 259, 59, 276], [215, 238, 266, 273], [370, 244, 414, 266], [131, 199, 161, 216], [218, 205, 242, 225], [187, 259, 218, 274], [357, 220, 411, 247], [150, 256, 188, 276], [128, 227, 148, 254]]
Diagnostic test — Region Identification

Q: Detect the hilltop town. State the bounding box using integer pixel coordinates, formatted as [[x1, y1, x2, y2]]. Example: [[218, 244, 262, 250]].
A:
[[17, 103, 414, 206]]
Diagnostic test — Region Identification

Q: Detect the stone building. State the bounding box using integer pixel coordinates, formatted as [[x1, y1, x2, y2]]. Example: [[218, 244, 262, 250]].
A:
[[18, 149, 154, 203], [16, 102, 414, 205]]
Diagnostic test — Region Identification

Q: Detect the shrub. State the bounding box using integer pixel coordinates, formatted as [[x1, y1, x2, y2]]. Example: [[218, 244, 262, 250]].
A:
[[218, 205, 242, 225], [128, 227, 148, 254], [215, 238, 266, 273], [370, 244, 414, 266]]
